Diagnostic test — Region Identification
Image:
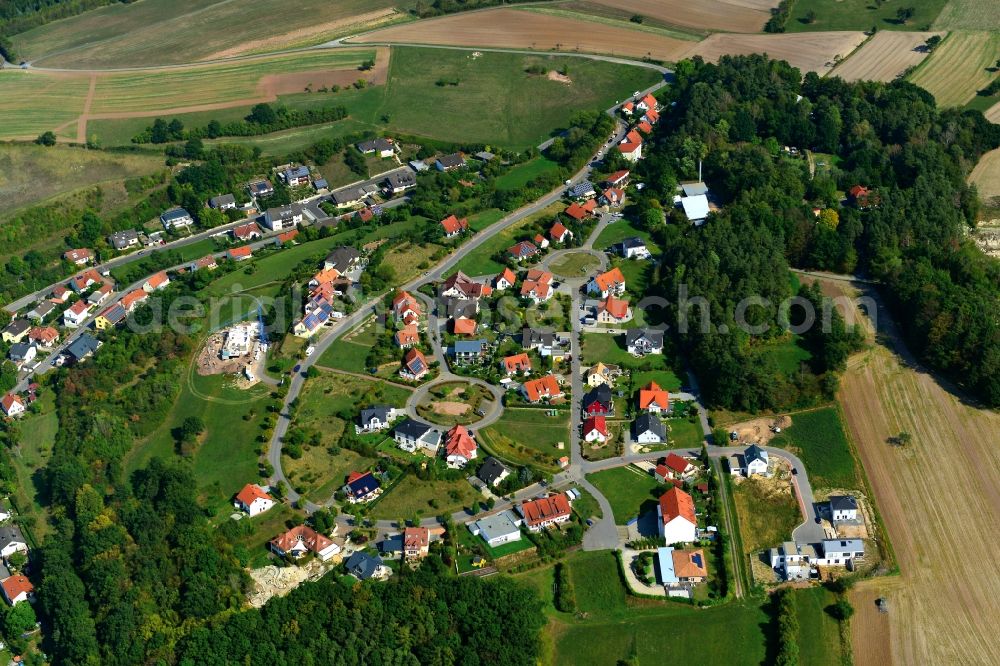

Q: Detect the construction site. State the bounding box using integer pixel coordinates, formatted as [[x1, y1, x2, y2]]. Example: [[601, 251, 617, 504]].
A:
[[196, 321, 269, 388]]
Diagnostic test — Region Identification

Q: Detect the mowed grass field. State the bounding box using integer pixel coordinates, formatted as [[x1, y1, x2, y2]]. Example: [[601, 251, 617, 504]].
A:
[[13, 0, 402, 68], [478, 407, 570, 471], [0, 144, 165, 217], [353, 8, 696, 63], [0, 71, 90, 139], [831, 31, 944, 82], [787, 0, 948, 32], [805, 276, 1000, 666], [933, 0, 1000, 30], [908, 31, 1000, 107], [770, 407, 859, 491], [586, 466, 661, 524]]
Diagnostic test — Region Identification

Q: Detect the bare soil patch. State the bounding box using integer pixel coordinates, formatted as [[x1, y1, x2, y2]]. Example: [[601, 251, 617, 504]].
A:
[[547, 70, 573, 84], [433, 401, 472, 416], [257, 46, 389, 96], [583, 0, 772, 33], [352, 8, 696, 63], [687, 31, 868, 75], [728, 415, 791, 445], [831, 31, 944, 82]]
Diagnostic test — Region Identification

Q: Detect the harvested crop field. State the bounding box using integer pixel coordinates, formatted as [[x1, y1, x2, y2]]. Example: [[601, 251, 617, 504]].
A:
[[352, 8, 696, 63], [831, 31, 944, 82], [13, 0, 401, 68], [578, 0, 773, 34], [986, 101, 1000, 124], [818, 276, 1000, 666], [908, 31, 1000, 107], [969, 147, 1000, 199], [686, 31, 868, 75]]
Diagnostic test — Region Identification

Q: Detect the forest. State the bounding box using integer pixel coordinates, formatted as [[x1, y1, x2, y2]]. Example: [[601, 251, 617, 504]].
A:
[[631, 54, 1000, 408]]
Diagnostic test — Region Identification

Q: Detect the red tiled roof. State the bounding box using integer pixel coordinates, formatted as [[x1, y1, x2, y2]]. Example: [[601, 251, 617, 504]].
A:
[[598, 296, 629, 320], [644, 108, 660, 123], [404, 348, 428, 374], [146, 271, 169, 289], [564, 203, 587, 221], [592, 267, 625, 292], [440, 214, 469, 235], [395, 324, 419, 346], [606, 169, 630, 185], [525, 269, 551, 284], [121, 289, 148, 310], [452, 318, 477, 335], [496, 267, 517, 286], [28, 327, 59, 344], [1, 394, 24, 413], [849, 185, 868, 198], [522, 374, 561, 402], [508, 240, 539, 258], [520, 494, 571, 527], [672, 549, 707, 578], [233, 222, 260, 239], [603, 187, 625, 203], [623, 101, 635, 111], [67, 299, 89, 315], [641, 93, 657, 110], [550, 221, 571, 239], [503, 353, 532, 373], [270, 524, 334, 555], [639, 381, 670, 410], [637, 121, 653, 134], [659, 486, 696, 525], [229, 246, 252, 259], [583, 415, 608, 437], [1, 575, 33, 602], [445, 425, 477, 460], [195, 255, 218, 269], [347, 471, 369, 484], [235, 484, 272, 506], [404, 526, 429, 551], [664, 453, 689, 475], [277, 229, 299, 243], [64, 248, 94, 262]]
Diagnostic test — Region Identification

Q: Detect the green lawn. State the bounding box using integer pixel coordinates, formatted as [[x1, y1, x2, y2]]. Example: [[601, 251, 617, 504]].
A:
[[125, 371, 273, 516], [593, 219, 659, 254], [478, 407, 570, 471], [369, 475, 479, 520], [317, 319, 380, 372], [666, 417, 705, 449], [758, 335, 813, 375], [794, 586, 848, 666], [232, 502, 299, 568], [568, 551, 627, 614], [467, 208, 505, 232], [614, 257, 655, 300], [786, 0, 947, 32], [770, 406, 859, 491], [453, 201, 565, 276], [581, 333, 681, 381], [495, 156, 561, 190], [630, 369, 683, 393], [549, 251, 601, 278], [586, 466, 661, 524], [8, 393, 58, 537]]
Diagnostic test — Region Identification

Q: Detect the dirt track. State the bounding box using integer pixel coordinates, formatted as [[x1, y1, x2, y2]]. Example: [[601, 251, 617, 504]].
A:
[[830, 31, 944, 82], [817, 277, 1000, 666]]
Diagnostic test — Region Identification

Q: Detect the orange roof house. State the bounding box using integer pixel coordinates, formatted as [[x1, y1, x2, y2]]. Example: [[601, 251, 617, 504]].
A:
[[639, 93, 658, 111], [636, 120, 653, 134], [519, 493, 571, 531], [452, 318, 477, 336], [144, 271, 170, 291], [672, 549, 708, 580], [1, 575, 34, 605], [550, 221, 572, 242], [401, 348, 429, 380], [494, 267, 517, 290], [502, 353, 532, 375], [395, 324, 420, 348], [564, 202, 588, 221], [659, 486, 696, 526], [643, 108, 660, 124], [588, 267, 626, 296], [521, 374, 562, 402], [229, 246, 253, 261], [638, 381, 670, 412], [120, 289, 149, 312], [444, 425, 477, 465], [596, 296, 630, 323], [440, 214, 469, 237]]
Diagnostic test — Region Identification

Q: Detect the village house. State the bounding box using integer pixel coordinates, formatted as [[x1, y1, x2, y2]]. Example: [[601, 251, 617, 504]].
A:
[[602, 187, 625, 207], [440, 271, 489, 300], [468, 511, 522, 548], [121, 289, 149, 313], [769, 541, 816, 581], [451, 339, 488, 364], [275, 229, 299, 246], [345, 551, 387, 581], [563, 201, 592, 223], [344, 471, 382, 504], [493, 267, 517, 291], [636, 92, 659, 112], [568, 180, 596, 199], [633, 414, 666, 444], [638, 381, 670, 414], [2, 320, 31, 344], [356, 406, 400, 433], [208, 193, 236, 210], [393, 418, 441, 454], [478, 457, 510, 488], [64, 248, 94, 266], [233, 484, 275, 517], [435, 153, 465, 171], [69, 269, 102, 293], [655, 453, 693, 483], [192, 255, 218, 271], [443, 425, 477, 468], [585, 362, 621, 387], [26, 301, 55, 322], [270, 525, 340, 561], [605, 170, 630, 188], [228, 246, 253, 261], [829, 495, 859, 523], [87, 282, 113, 307], [1, 575, 33, 606], [324, 246, 363, 274], [533, 233, 550, 249], [395, 324, 420, 348], [144, 271, 171, 292], [48, 285, 69, 303], [1, 394, 26, 418], [66, 333, 102, 364], [582, 385, 613, 420], [9, 343, 36, 368], [626, 328, 663, 355], [618, 130, 643, 162], [0, 525, 28, 559], [451, 317, 477, 336], [583, 415, 608, 443], [28, 327, 59, 348], [160, 207, 194, 230], [392, 290, 422, 324], [595, 296, 631, 324], [248, 179, 274, 198], [280, 165, 310, 187], [550, 221, 574, 243], [587, 267, 627, 298], [94, 304, 126, 330], [657, 547, 708, 593], [519, 493, 572, 532], [263, 205, 302, 231], [400, 348, 429, 380], [63, 299, 92, 328], [521, 374, 563, 403], [403, 527, 431, 560], [109, 229, 139, 251], [357, 137, 399, 158], [385, 170, 417, 194], [744, 444, 769, 477], [658, 486, 697, 544], [232, 221, 262, 241], [508, 240, 540, 262], [501, 352, 532, 376], [520, 269, 553, 303]]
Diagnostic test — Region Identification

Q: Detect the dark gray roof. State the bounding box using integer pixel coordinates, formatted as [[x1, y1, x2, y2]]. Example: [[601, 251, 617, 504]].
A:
[[453, 339, 487, 355], [101, 303, 127, 325], [475, 151, 495, 161], [478, 457, 508, 486], [359, 405, 393, 425], [617, 236, 647, 250], [386, 171, 416, 189], [436, 153, 465, 169], [284, 165, 310, 180], [324, 246, 361, 272], [829, 495, 857, 511], [160, 207, 191, 222], [209, 194, 235, 208], [249, 179, 274, 195], [583, 384, 612, 408], [9, 343, 33, 361], [28, 301, 55, 317], [745, 444, 767, 465], [626, 328, 663, 347], [394, 418, 434, 440], [67, 333, 101, 361], [3, 319, 30, 336], [313, 179, 329, 189], [633, 413, 666, 439], [346, 551, 383, 579], [444, 297, 478, 320], [331, 186, 366, 205], [378, 535, 403, 554], [109, 229, 138, 248], [0, 525, 25, 549], [521, 327, 555, 348]]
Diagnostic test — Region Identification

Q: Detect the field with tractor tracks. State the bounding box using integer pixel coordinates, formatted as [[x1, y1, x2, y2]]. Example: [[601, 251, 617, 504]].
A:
[[908, 31, 1000, 107], [831, 31, 943, 82]]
